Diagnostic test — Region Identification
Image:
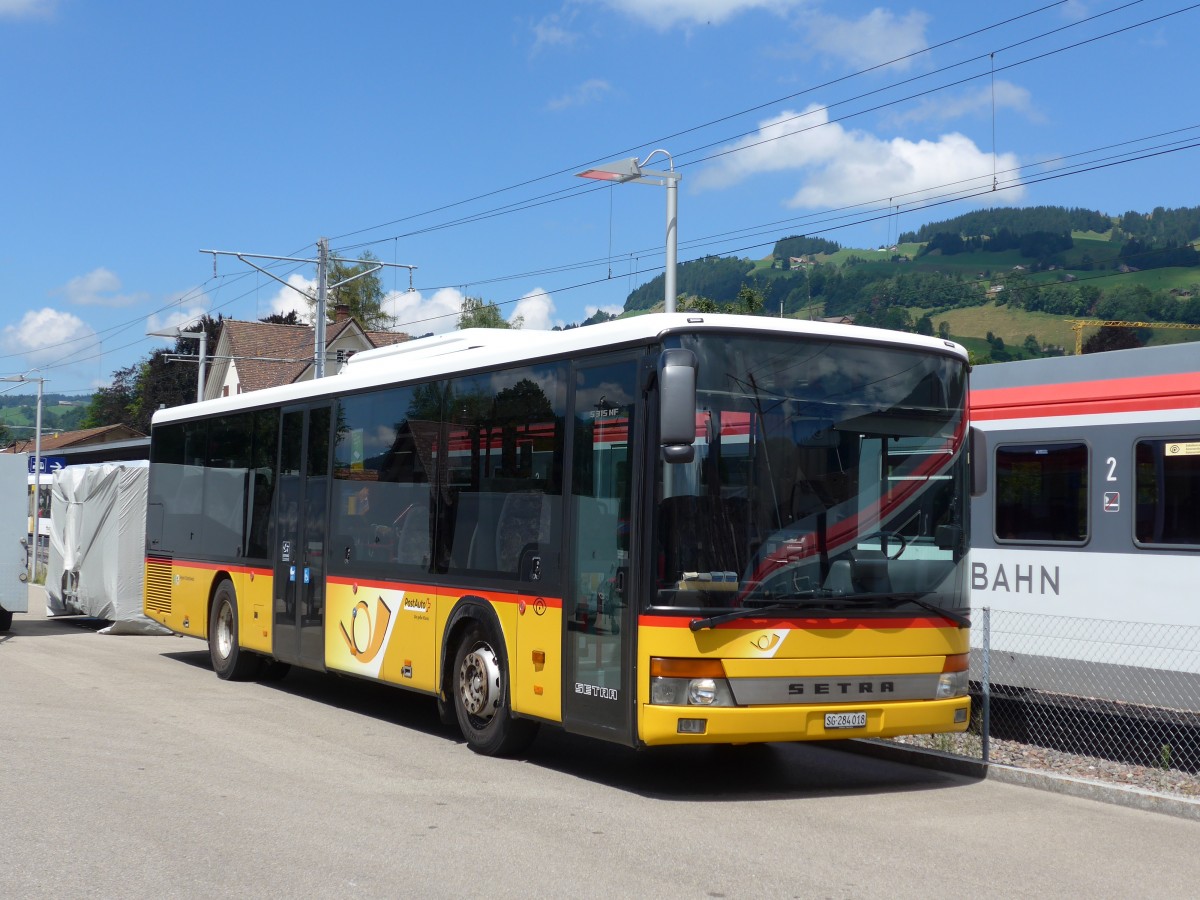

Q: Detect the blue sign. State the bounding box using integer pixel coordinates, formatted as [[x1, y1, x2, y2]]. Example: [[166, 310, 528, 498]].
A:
[[28, 456, 67, 475]]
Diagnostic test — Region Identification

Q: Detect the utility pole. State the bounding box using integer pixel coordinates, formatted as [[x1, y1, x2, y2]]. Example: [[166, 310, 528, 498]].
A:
[[201, 240, 417, 378], [314, 238, 329, 378]]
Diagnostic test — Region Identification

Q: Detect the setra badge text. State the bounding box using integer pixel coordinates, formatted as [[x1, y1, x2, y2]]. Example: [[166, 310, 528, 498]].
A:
[[575, 682, 619, 700]]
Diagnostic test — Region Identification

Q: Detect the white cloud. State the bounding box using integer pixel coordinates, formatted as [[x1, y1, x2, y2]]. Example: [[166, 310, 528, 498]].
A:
[[511, 288, 560, 330], [56, 267, 144, 307], [0, 0, 56, 19], [694, 105, 1024, 207], [888, 81, 1040, 127], [590, 0, 804, 30], [263, 274, 316, 322], [532, 12, 581, 53], [547, 78, 612, 112], [1, 307, 97, 367], [803, 8, 929, 70], [385, 287, 467, 335], [145, 305, 212, 341]]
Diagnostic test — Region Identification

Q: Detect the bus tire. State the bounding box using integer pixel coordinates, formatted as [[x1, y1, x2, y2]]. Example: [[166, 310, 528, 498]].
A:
[[208, 580, 258, 681], [451, 621, 538, 756], [0, 607, 12, 632]]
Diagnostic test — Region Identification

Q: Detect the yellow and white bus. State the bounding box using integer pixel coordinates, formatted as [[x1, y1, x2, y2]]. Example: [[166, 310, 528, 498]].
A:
[[144, 313, 972, 755]]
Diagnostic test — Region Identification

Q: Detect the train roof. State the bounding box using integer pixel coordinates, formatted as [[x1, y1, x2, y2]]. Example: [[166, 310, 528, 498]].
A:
[[972, 341, 1200, 391]]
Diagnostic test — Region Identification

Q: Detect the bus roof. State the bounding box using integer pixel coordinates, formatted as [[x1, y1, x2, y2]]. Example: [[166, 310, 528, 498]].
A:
[[151, 312, 967, 426]]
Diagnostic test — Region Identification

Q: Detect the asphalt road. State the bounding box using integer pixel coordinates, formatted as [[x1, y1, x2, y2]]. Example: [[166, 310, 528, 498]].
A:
[[2, 605, 1196, 899]]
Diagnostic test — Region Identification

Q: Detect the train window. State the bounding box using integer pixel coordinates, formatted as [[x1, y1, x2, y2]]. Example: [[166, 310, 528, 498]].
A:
[[994, 442, 1088, 544], [1135, 439, 1200, 547]]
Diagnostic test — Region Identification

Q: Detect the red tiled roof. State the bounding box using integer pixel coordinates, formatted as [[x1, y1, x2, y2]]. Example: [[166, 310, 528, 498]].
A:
[[3, 423, 146, 454]]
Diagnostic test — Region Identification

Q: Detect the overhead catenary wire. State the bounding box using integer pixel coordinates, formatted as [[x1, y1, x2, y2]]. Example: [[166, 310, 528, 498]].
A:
[[328, 0, 1095, 248], [332, 0, 1169, 257], [383, 139, 1200, 332], [18, 2, 1200, 375]]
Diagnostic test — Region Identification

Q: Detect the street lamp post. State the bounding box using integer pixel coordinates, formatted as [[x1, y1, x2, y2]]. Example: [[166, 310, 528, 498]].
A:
[[147, 324, 208, 403], [1, 373, 44, 582], [577, 150, 680, 313]]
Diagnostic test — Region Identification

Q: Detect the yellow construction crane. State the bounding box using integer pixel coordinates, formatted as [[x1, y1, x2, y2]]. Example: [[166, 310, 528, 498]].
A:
[[1069, 319, 1200, 355]]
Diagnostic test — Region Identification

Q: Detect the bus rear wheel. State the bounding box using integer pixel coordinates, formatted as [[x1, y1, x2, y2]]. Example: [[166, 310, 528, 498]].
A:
[[208, 580, 259, 681], [452, 622, 538, 756]]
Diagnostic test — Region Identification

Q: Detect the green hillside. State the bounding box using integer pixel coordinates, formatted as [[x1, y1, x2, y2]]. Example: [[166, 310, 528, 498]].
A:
[[622, 205, 1200, 361]]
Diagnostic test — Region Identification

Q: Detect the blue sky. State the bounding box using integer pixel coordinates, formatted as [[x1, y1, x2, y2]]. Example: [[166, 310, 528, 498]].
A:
[[2, 0, 1197, 397]]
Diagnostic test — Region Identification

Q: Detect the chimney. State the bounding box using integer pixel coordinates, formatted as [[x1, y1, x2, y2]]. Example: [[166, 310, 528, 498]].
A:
[[334, 303, 351, 323]]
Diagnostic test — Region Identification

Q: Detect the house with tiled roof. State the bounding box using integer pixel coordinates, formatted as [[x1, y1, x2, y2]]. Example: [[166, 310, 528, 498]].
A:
[[204, 306, 410, 400]]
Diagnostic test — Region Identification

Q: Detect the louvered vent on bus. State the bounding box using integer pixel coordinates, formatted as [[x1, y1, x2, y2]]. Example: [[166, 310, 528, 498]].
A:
[[144, 557, 173, 615]]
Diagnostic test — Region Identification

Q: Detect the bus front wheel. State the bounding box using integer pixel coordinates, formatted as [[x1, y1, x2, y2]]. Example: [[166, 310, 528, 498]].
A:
[[452, 622, 538, 756], [208, 581, 259, 681]]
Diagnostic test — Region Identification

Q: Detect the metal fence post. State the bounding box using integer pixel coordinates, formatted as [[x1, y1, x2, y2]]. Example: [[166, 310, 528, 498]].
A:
[[981, 606, 991, 764]]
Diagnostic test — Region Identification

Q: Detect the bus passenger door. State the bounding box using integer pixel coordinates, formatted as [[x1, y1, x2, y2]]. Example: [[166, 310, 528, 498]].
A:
[[273, 403, 333, 669], [563, 357, 642, 744]]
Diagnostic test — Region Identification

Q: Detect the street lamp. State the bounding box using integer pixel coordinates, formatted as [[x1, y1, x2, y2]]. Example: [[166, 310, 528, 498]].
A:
[[147, 324, 208, 403], [1, 372, 43, 582], [577, 149, 680, 314]]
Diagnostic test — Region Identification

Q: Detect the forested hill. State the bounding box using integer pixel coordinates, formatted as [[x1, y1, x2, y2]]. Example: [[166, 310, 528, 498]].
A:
[[618, 203, 1200, 362], [900, 205, 1200, 244]]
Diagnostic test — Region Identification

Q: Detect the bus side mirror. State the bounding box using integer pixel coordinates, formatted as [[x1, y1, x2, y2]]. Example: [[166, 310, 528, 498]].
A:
[[970, 426, 987, 497], [659, 348, 697, 464]]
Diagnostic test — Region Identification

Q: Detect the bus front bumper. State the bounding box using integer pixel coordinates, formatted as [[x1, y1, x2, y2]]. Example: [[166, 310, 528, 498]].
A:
[[639, 696, 970, 746]]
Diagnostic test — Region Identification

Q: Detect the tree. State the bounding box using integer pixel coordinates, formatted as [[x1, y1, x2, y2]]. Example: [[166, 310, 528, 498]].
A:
[[733, 284, 765, 315], [82, 361, 140, 429], [261, 309, 303, 325], [311, 250, 394, 330], [1023, 334, 1041, 355], [458, 295, 520, 329], [83, 314, 224, 429]]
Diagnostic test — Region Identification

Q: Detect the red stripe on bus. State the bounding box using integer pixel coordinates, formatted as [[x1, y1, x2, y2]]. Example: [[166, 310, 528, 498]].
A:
[[325, 574, 563, 608]]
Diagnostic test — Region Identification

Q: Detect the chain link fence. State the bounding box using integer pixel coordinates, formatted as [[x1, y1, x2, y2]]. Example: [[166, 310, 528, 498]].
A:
[[891, 608, 1200, 795]]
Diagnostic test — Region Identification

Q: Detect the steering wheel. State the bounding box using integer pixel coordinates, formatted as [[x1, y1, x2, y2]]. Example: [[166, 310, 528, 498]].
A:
[[860, 530, 908, 560]]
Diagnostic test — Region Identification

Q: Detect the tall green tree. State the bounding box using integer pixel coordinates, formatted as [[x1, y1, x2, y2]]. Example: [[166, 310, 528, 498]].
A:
[[314, 250, 393, 330], [82, 361, 141, 430]]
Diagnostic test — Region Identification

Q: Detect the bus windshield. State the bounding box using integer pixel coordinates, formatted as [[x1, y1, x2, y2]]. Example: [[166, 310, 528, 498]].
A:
[[652, 333, 968, 618]]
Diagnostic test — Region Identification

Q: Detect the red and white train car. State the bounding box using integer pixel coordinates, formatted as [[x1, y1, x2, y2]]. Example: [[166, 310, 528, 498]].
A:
[[970, 342, 1200, 679]]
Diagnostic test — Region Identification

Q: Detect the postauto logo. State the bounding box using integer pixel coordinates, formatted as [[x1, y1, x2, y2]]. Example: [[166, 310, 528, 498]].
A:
[[338, 596, 393, 664]]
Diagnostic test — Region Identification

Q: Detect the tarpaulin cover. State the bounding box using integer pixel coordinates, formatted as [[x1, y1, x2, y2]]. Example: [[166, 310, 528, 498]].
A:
[[46, 461, 168, 635]]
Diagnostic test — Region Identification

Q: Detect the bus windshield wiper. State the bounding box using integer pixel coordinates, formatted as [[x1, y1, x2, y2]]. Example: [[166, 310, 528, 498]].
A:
[[689, 604, 793, 632], [688, 594, 872, 631]]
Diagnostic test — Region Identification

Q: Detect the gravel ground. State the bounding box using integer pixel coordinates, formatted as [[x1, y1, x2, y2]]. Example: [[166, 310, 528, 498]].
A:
[[890, 732, 1200, 800]]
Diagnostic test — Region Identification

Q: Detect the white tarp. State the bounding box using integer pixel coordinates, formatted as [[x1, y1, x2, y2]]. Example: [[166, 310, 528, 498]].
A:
[[46, 461, 168, 635], [0, 453, 30, 625]]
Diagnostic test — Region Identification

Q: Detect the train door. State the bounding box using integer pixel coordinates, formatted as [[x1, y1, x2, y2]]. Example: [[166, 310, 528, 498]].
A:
[[273, 402, 333, 668]]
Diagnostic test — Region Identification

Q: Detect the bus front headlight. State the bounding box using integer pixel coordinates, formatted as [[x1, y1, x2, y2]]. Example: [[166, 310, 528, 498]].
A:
[[650, 658, 735, 706]]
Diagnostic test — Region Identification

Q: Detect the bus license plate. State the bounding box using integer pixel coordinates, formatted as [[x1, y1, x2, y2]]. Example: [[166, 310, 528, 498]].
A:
[[824, 711, 866, 730]]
